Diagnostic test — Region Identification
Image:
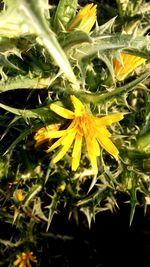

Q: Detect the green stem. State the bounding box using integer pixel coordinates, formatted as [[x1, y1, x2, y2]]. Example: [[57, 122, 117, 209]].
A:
[[121, 149, 150, 159], [54, 71, 150, 104], [0, 71, 149, 107], [80, 71, 150, 104]]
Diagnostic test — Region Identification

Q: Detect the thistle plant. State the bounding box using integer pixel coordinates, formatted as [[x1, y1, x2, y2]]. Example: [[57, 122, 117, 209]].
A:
[[0, 0, 150, 266]]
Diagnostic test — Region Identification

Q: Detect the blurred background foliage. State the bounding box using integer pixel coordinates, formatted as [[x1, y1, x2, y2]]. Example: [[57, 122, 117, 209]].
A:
[[0, 0, 150, 266]]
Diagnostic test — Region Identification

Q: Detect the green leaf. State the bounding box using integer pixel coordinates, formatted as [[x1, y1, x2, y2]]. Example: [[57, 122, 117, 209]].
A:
[[115, 0, 129, 16], [1, 0, 77, 84], [3, 127, 33, 155], [60, 31, 92, 50], [71, 34, 150, 61], [65, 70, 150, 105], [0, 239, 22, 248], [24, 184, 42, 207], [0, 103, 54, 121], [16, 0, 77, 84], [91, 16, 117, 36], [0, 76, 52, 93], [129, 184, 139, 226], [136, 132, 150, 152], [45, 192, 58, 231], [32, 197, 48, 221]]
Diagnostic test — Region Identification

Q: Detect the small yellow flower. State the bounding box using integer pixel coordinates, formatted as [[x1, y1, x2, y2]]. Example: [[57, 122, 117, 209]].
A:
[[57, 181, 66, 193], [113, 52, 146, 81], [67, 3, 97, 33], [35, 96, 123, 175], [13, 251, 37, 267], [14, 189, 26, 202], [34, 123, 60, 147]]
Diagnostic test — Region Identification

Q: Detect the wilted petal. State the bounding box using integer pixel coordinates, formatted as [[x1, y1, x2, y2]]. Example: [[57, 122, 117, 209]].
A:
[[46, 130, 67, 138], [34, 124, 61, 147]]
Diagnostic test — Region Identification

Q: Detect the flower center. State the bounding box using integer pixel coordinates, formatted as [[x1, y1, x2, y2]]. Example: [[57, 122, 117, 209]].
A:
[[76, 114, 94, 137]]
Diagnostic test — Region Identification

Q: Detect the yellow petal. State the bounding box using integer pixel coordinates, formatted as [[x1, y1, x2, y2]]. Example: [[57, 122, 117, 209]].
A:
[[67, 4, 97, 33], [47, 136, 64, 153], [13, 257, 21, 266], [113, 53, 146, 81], [53, 131, 76, 163], [95, 114, 124, 126], [85, 137, 100, 175], [97, 134, 119, 160], [97, 127, 111, 137], [46, 130, 67, 139], [19, 262, 25, 267], [70, 95, 85, 116], [78, 4, 97, 32], [50, 104, 74, 119], [27, 260, 32, 267], [72, 133, 83, 171], [92, 138, 101, 157]]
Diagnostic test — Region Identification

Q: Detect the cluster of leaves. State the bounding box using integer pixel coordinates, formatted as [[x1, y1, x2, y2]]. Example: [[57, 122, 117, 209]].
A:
[[0, 0, 150, 266]]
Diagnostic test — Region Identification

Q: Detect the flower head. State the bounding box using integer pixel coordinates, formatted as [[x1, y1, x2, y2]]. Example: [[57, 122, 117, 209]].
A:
[[113, 52, 146, 81], [35, 96, 123, 175], [14, 189, 26, 202], [34, 123, 60, 147], [13, 251, 37, 267], [67, 3, 97, 33]]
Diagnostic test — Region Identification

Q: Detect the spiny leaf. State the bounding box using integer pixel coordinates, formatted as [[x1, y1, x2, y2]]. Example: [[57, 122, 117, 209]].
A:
[[32, 197, 48, 221], [136, 132, 150, 152], [67, 70, 150, 104], [0, 76, 52, 93], [60, 31, 92, 50], [0, 103, 54, 121], [71, 34, 150, 61], [15, 0, 77, 84], [24, 184, 42, 207], [91, 16, 117, 36], [45, 192, 58, 231]]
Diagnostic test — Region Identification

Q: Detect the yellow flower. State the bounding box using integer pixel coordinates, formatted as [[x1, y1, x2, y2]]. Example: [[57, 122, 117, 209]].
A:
[[34, 123, 60, 147], [35, 96, 123, 175], [113, 52, 146, 81], [67, 3, 97, 33], [14, 189, 26, 202], [13, 251, 37, 267]]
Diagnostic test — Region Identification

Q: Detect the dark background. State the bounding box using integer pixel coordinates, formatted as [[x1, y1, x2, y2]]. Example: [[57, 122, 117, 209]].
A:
[[38, 201, 150, 267]]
